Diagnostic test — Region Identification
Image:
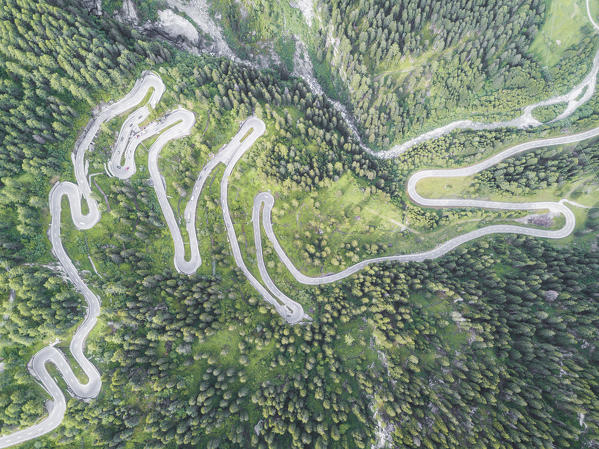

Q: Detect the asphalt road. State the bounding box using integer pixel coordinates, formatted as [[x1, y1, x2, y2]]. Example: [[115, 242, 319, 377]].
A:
[[0, 71, 166, 449], [253, 124, 599, 286], [0, 83, 307, 448], [218, 118, 309, 324], [111, 107, 198, 273], [3, 5, 599, 443]]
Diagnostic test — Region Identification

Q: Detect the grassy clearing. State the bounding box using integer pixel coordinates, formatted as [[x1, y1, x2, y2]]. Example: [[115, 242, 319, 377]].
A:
[[415, 170, 598, 206], [415, 175, 475, 200], [375, 39, 460, 92], [590, 0, 599, 28], [530, 0, 589, 66], [196, 327, 241, 365], [231, 163, 410, 276], [413, 161, 599, 252], [393, 289, 469, 369], [334, 319, 377, 363], [271, 173, 406, 255], [225, 124, 548, 278]]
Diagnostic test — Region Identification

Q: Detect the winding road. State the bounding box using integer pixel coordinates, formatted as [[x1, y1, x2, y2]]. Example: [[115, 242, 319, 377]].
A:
[[0, 73, 307, 448], [218, 119, 309, 324], [2, 5, 599, 446], [0, 71, 164, 448], [107, 103, 308, 321], [254, 126, 599, 285], [364, 44, 599, 160], [299, 0, 599, 161]]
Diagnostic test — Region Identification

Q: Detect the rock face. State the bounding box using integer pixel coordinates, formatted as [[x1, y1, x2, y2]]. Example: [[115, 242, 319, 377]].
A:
[[166, 0, 237, 60], [157, 9, 199, 45], [80, 0, 102, 15], [289, 0, 314, 26], [120, 0, 138, 23]]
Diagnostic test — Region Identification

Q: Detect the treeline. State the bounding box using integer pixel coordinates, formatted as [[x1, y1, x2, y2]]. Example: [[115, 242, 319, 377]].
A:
[[0, 264, 82, 434], [32, 177, 381, 448], [0, 0, 597, 447], [82, 178, 598, 449], [362, 236, 599, 448]]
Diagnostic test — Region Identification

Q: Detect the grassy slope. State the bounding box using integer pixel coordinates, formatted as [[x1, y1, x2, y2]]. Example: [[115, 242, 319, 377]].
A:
[[129, 0, 597, 149], [530, 0, 590, 66], [18, 4, 599, 337], [415, 160, 599, 245], [64, 63, 599, 285]]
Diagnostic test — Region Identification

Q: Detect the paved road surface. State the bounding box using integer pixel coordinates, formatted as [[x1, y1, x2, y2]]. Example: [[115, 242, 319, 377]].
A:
[[109, 107, 198, 273], [3, 5, 599, 444], [253, 124, 599, 286], [0, 72, 166, 448], [218, 119, 309, 324], [0, 79, 307, 448]]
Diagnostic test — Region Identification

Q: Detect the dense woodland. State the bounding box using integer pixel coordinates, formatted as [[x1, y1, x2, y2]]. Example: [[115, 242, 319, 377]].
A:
[[475, 139, 599, 197], [309, 0, 597, 148], [0, 0, 598, 448], [0, 0, 170, 261]]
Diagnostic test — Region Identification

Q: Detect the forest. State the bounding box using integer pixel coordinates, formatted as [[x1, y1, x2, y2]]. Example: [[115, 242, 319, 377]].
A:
[[0, 0, 598, 448], [306, 0, 598, 149], [195, 0, 598, 149]]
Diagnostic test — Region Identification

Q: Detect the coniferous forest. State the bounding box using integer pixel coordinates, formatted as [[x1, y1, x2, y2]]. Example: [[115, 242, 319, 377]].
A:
[[0, 0, 598, 448]]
